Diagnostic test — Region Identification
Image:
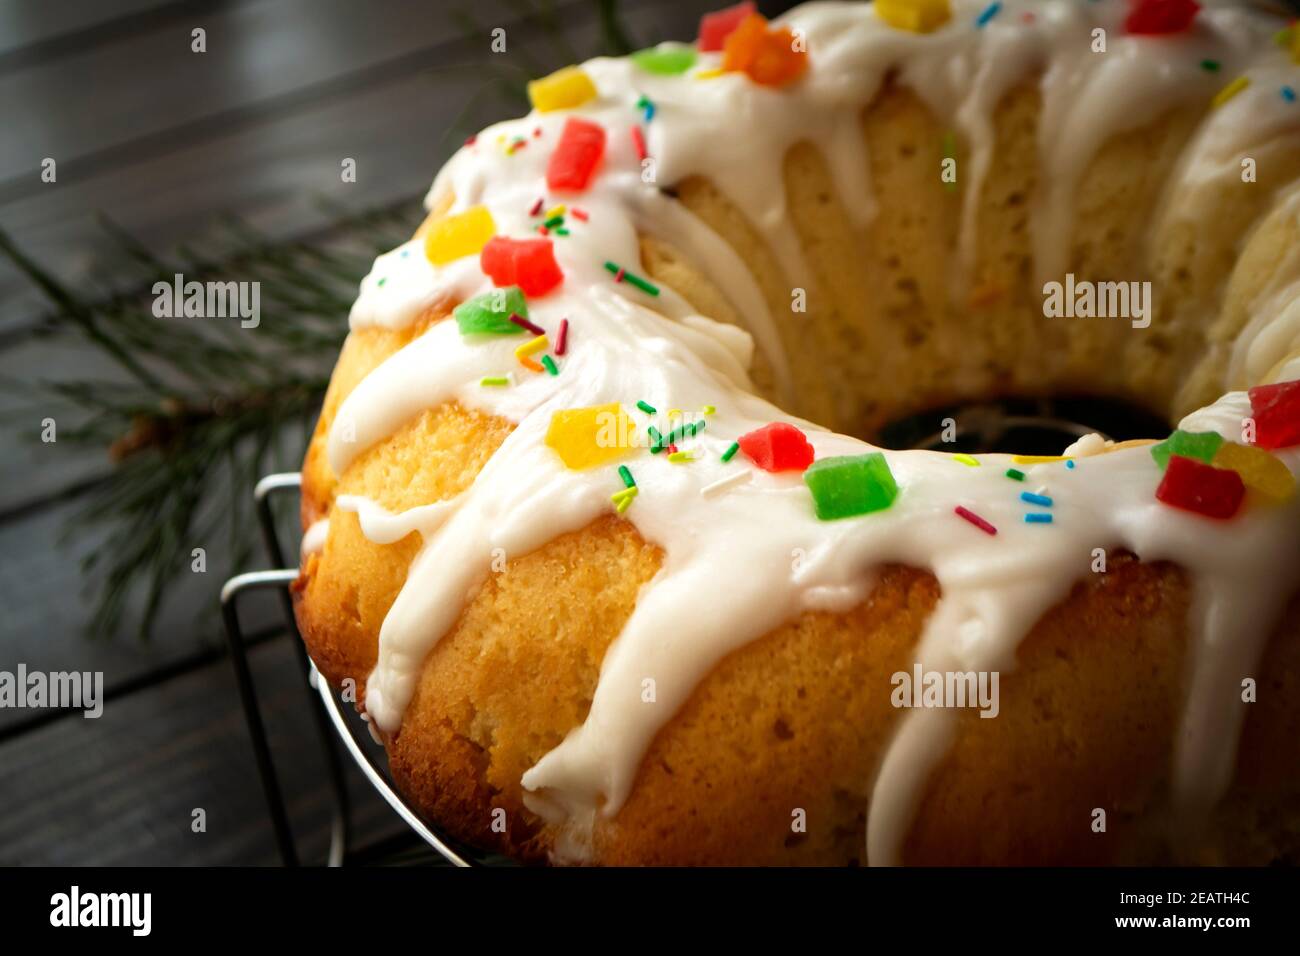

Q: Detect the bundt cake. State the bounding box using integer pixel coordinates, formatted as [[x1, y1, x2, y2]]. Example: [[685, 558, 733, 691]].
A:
[[293, 0, 1300, 865]]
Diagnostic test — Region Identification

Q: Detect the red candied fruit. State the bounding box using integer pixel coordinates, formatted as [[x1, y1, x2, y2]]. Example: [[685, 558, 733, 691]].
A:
[[737, 422, 815, 472], [1155, 454, 1245, 520], [1124, 0, 1200, 35], [546, 117, 606, 193], [722, 14, 808, 87], [480, 236, 564, 297], [1247, 378, 1300, 449], [698, 2, 756, 52]]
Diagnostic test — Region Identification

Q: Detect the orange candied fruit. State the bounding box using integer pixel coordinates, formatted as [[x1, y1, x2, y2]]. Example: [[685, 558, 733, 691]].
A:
[[721, 15, 808, 88]]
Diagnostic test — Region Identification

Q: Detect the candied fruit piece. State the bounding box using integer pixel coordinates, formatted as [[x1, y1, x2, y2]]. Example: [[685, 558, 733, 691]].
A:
[[546, 403, 633, 470], [631, 44, 698, 75], [1149, 429, 1223, 470], [1248, 379, 1300, 449], [480, 236, 564, 297], [721, 15, 808, 87], [1155, 454, 1245, 520], [528, 66, 598, 113], [1125, 0, 1200, 35], [424, 205, 495, 266], [1212, 442, 1296, 502], [453, 286, 528, 336], [804, 453, 899, 520], [546, 117, 606, 193], [875, 0, 952, 34], [737, 422, 814, 472], [698, 2, 756, 52]]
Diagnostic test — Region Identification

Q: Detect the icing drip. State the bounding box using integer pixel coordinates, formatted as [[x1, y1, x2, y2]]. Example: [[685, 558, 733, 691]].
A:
[[324, 0, 1300, 863], [301, 518, 330, 558]]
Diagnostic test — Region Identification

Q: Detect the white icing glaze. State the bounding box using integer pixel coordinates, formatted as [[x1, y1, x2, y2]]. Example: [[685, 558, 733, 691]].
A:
[[321, 0, 1300, 863], [301, 518, 330, 557]]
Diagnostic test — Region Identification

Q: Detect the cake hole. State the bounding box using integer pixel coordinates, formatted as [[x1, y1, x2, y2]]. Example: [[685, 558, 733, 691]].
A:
[[878, 395, 1170, 456]]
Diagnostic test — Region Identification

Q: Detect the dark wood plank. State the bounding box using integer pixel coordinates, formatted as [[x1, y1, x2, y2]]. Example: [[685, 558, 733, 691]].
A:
[[0, 637, 410, 864]]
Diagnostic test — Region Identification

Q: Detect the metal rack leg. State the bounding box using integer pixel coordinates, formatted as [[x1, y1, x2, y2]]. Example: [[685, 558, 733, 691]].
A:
[[254, 473, 351, 867], [220, 569, 303, 867]]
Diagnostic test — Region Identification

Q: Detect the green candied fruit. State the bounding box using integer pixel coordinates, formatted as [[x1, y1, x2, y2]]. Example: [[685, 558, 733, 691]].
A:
[[630, 43, 698, 76], [1150, 429, 1223, 470], [453, 285, 528, 336], [803, 452, 899, 521]]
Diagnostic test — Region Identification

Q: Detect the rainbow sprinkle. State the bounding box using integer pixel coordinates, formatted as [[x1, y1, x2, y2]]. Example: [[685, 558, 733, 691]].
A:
[[701, 470, 751, 498], [631, 126, 648, 162], [555, 318, 569, 355], [509, 313, 545, 336], [1020, 491, 1053, 507], [611, 486, 639, 514], [1004, 468, 1026, 481], [636, 400, 657, 415], [479, 375, 510, 387], [954, 505, 997, 536], [604, 260, 660, 296], [668, 450, 696, 463], [975, 2, 1002, 28], [1212, 75, 1250, 108], [953, 453, 980, 467], [636, 93, 656, 122], [529, 197, 545, 216], [721, 441, 740, 463], [1012, 454, 1071, 465], [515, 335, 549, 360], [1024, 513, 1053, 524], [541, 354, 559, 376], [702, 405, 716, 415], [1283, 86, 1297, 103], [618, 465, 636, 488], [648, 425, 664, 451]]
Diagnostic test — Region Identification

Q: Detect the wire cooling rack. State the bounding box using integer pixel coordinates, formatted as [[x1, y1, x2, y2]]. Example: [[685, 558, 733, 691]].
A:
[[220, 472, 501, 867]]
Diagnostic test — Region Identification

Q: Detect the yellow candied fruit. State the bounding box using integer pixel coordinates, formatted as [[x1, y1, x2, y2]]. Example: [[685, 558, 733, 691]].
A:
[[528, 66, 598, 113], [546, 403, 635, 470], [1212, 442, 1295, 502], [875, 0, 951, 34], [424, 205, 495, 265]]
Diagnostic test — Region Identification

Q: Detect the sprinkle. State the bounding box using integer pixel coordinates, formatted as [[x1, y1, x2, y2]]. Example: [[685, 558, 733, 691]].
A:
[[1283, 86, 1297, 103], [953, 453, 980, 467], [611, 486, 639, 514], [571, 208, 589, 222], [1024, 513, 1054, 524], [541, 354, 559, 376], [519, 356, 544, 373], [543, 215, 565, 229], [721, 441, 740, 463], [545, 204, 566, 219], [661, 419, 705, 448], [631, 125, 648, 162], [479, 375, 510, 387], [555, 227, 570, 236], [529, 197, 545, 216], [702, 405, 716, 415], [537, 225, 550, 236], [696, 67, 725, 80], [666, 444, 678, 454], [464, 134, 477, 147], [668, 409, 682, 419], [515, 335, 549, 360], [1200, 59, 1220, 72], [618, 465, 636, 488], [377, 277, 387, 287], [1212, 75, 1250, 109], [533, 126, 542, 138], [555, 318, 569, 355], [1066, 459, 1076, 469], [648, 425, 664, 451], [975, 2, 1002, 28], [1020, 491, 1053, 507], [668, 450, 696, 463], [636, 93, 656, 122], [1012, 454, 1071, 464], [603, 260, 660, 296], [1004, 468, 1026, 481], [954, 506, 998, 536], [508, 313, 545, 336], [636, 400, 657, 415], [701, 469, 752, 498]]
